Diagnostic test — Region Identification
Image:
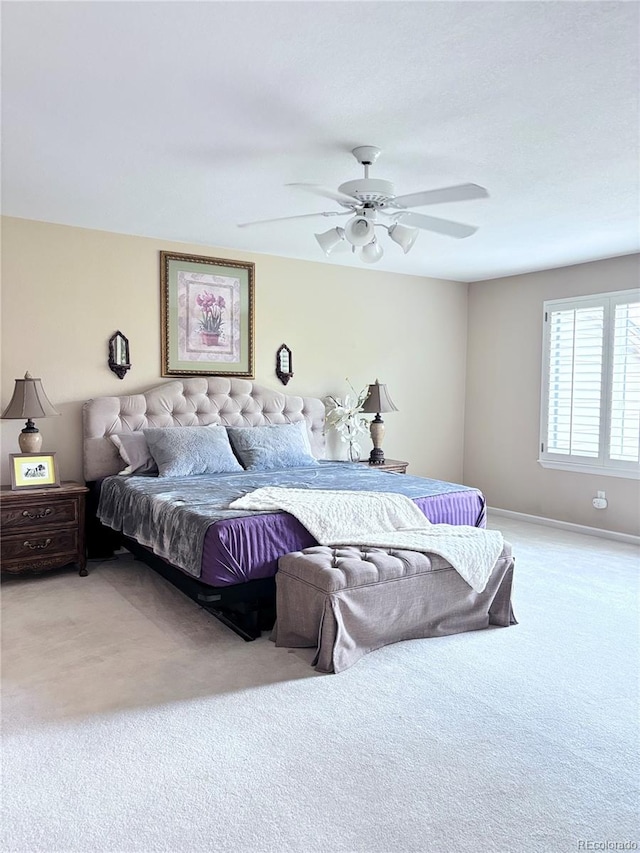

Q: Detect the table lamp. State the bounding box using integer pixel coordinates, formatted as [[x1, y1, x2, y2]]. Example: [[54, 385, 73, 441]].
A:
[[2, 372, 61, 453], [361, 379, 398, 465]]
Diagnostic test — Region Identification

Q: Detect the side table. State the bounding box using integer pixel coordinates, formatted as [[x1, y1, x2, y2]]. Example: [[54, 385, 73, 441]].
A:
[[357, 459, 408, 474], [1, 481, 89, 577]]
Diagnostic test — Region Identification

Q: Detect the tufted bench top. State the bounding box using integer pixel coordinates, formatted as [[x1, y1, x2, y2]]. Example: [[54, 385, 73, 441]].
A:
[[278, 543, 514, 593]]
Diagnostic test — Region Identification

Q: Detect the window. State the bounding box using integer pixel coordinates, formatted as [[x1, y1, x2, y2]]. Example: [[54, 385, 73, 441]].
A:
[[539, 289, 640, 479]]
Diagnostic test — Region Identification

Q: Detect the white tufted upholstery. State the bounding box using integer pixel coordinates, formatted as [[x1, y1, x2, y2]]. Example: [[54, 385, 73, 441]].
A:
[[82, 378, 326, 481], [274, 543, 516, 673]]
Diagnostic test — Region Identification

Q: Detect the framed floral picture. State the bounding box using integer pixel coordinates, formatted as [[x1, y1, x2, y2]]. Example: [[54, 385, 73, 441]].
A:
[[10, 453, 60, 490], [160, 251, 255, 377]]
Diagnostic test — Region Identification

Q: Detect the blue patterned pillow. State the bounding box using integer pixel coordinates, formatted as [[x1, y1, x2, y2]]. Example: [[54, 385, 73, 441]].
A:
[[226, 422, 318, 471], [143, 426, 243, 477]]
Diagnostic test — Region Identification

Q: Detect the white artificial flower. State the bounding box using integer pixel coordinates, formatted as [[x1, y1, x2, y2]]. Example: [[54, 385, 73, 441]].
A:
[[325, 381, 370, 458]]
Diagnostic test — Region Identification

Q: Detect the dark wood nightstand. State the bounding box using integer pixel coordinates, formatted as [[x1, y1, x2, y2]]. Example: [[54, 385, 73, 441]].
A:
[[1, 482, 89, 577], [357, 459, 408, 474]]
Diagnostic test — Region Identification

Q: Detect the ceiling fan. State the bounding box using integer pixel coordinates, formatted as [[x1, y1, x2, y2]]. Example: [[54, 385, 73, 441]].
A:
[[237, 146, 489, 264]]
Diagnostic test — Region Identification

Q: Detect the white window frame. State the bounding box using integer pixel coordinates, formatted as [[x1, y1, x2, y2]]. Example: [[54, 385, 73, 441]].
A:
[[539, 288, 640, 480]]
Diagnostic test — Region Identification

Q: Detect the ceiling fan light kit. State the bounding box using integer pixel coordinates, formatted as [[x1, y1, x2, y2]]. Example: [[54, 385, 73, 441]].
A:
[[315, 227, 345, 255], [388, 221, 419, 254], [242, 146, 489, 265], [344, 211, 376, 247], [361, 237, 384, 264]]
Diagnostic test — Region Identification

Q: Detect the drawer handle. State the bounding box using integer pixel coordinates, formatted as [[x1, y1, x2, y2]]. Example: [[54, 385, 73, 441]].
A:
[[23, 538, 52, 550], [22, 508, 53, 520]]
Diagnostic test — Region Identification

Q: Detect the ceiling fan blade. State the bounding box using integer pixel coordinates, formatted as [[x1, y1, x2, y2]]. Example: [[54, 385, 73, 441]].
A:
[[390, 183, 489, 209], [286, 183, 358, 205], [238, 211, 349, 228], [394, 211, 478, 239]]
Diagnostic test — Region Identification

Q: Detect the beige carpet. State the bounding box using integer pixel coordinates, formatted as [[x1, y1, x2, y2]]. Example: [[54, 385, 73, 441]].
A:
[[2, 516, 638, 853]]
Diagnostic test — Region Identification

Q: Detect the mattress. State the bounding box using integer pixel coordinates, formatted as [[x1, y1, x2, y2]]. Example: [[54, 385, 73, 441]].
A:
[[98, 461, 485, 587]]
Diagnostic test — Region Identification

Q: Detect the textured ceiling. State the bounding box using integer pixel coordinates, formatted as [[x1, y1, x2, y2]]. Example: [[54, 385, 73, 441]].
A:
[[2, 2, 638, 282]]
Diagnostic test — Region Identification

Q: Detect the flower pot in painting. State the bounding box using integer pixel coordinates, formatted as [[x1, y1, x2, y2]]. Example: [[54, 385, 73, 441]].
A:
[[197, 290, 225, 347], [200, 332, 220, 347]]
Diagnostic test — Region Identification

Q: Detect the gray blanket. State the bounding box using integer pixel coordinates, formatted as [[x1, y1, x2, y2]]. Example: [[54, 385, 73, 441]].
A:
[[97, 461, 480, 578]]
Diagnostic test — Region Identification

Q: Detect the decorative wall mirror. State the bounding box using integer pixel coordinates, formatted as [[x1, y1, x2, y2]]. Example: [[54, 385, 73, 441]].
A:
[[108, 331, 131, 379], [275, 343, 293, 385]]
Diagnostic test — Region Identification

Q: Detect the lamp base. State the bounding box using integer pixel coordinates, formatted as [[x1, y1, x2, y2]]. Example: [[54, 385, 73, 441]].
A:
[[368, 447, 386, 465], [19, 420, 42, 454], [368, 415, 385, 465]]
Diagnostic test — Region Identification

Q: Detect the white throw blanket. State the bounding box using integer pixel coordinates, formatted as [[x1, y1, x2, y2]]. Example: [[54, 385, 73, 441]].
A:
[[229, 487, 504, 593]]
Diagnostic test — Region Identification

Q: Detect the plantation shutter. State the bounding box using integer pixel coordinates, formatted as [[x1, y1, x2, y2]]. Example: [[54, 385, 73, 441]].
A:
[[541, 289, 640, 476], [546, 305, 604, 458], [609, 300, 640, 463]]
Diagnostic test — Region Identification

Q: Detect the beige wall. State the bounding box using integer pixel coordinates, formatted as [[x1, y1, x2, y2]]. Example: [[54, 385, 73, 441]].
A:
[[1, 217, 469, 486], [464, 254, 640, 536], [3, 218, 637, 535]]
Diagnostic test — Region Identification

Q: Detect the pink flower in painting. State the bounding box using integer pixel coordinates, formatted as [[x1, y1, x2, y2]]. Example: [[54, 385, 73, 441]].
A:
[[197, 290, 225, 335], [197, 292, 217, 310]]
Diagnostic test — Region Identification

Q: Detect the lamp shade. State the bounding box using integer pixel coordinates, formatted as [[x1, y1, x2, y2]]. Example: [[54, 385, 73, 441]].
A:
[[388, 221, 419, 254], [361, 379, 398, 414], [2, 373, 60, 420], [2, 373, 60, 453], [360, 238, 384, 264], [315, 227, 345, 256], [344, 214, 375, 247]]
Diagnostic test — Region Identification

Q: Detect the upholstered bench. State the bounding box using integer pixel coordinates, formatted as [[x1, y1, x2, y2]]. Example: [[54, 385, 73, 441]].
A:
[[272, 543, 516, 673]]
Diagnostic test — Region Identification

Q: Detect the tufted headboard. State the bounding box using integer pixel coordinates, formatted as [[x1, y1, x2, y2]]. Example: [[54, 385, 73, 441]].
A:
[[82, 377, 326, 481]]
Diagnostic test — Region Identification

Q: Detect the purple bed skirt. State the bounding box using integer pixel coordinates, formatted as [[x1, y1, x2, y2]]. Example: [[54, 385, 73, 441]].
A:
[[201, 489, 485, 586]]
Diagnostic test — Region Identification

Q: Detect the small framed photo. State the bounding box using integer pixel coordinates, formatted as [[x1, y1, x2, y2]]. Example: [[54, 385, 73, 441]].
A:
[[10, 453, 60, 490]]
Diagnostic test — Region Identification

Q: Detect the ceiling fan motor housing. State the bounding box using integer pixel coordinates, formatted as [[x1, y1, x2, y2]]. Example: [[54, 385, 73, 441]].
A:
[[338, 178, 395, 206]]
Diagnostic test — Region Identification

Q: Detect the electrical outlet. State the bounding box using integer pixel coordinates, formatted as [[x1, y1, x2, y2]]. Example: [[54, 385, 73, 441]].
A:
[[592, 496, 608, 509]]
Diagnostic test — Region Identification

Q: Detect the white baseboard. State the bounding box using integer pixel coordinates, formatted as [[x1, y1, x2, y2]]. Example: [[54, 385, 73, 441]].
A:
[[488, 507, 640, 546]]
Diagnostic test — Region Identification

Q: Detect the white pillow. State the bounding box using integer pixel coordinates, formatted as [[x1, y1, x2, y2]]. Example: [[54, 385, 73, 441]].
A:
[[110, 433, 158, 476]]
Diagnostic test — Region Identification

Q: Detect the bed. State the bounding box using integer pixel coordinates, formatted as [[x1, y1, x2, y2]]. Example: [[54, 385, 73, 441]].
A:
[[83, 378, 487, 639]]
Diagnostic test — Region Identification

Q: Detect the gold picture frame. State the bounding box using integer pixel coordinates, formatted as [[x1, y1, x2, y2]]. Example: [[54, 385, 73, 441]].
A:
[[10, 453, 60, 490], [160, 251, 255, 377]]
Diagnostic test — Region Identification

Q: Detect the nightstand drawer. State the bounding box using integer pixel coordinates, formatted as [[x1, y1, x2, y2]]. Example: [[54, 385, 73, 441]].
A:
[[1, 497, 79, 531], [1, 528, 79, 566]]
